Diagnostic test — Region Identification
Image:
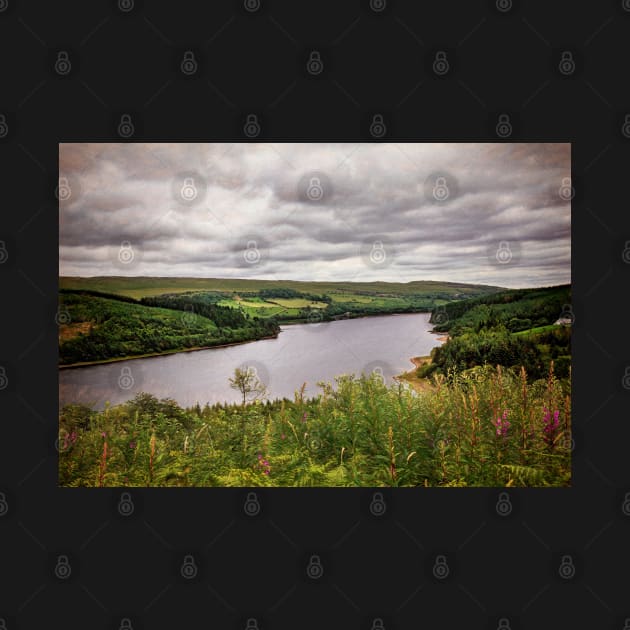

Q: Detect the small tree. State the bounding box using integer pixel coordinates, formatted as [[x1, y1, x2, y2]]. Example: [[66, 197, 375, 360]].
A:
[[229, 366, 267, 404]]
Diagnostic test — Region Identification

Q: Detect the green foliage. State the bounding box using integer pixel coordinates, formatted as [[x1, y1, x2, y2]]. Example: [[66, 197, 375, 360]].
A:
[[59, 366, 571, 488], [426, 285, 571, 380], [430, 284, 571, 333], [58, 292, 279, 365]]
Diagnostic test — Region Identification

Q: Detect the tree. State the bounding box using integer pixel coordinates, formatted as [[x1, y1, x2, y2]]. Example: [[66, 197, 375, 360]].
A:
[[229, 366, 267, 404]]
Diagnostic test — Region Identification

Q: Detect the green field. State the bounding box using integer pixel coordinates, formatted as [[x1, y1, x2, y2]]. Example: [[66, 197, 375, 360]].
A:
[[514, 324, 564, 336], [59, 276, 504, 300]]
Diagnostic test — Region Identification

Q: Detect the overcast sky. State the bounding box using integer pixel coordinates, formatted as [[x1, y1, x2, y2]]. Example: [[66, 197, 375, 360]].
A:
[[59, 142, 570, 288]]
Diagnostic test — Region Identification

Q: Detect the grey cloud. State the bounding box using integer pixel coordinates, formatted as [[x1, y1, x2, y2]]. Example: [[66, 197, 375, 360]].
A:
[[59, 143, 571, 288]]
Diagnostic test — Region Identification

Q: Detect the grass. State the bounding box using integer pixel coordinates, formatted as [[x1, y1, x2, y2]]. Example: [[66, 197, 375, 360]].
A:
[[59, 364, 571, 488], [514, 324, 564, 336], [270, 298, 329, 309], [59, 276, 505, 300]]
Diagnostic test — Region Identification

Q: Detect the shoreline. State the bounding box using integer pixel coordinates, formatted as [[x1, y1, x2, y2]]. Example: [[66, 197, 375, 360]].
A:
[[59, 310, 437, 369], [394, 330, 449, 392], [279, 309, 433, 327], [394, 356, 433, 392], [59, 333, 281, 369]]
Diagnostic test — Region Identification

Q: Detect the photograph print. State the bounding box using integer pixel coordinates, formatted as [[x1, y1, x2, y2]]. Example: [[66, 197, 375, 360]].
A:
[[58, 142, 571, 487]]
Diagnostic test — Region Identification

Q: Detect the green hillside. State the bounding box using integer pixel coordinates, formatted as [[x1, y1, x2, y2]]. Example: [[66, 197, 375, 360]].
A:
[[419, 285, 571, 380], [58, 290, 280, 366], [59, 276, 504, 299]]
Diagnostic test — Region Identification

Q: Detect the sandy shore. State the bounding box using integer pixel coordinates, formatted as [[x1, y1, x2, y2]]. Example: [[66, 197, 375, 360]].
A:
[[394, 356, 435, 393], [394, 330, 448, 392]]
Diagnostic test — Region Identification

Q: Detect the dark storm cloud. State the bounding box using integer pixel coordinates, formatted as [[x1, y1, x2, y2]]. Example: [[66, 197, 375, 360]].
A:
[[59, 143, 570, 288]]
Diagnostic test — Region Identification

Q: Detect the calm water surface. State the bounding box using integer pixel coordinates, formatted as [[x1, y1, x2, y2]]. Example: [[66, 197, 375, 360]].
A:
[[59, 312, 443, 409]]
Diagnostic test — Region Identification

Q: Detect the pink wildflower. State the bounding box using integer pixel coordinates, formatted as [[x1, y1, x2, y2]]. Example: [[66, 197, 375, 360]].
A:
[[492, 410, 510, 438]]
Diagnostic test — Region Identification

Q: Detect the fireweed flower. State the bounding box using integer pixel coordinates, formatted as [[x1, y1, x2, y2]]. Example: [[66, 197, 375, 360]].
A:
[[492, 410, 510, 437], [257, 455, 271, 476], [542, 408, 560, 446], [301, 412, 308, 423]]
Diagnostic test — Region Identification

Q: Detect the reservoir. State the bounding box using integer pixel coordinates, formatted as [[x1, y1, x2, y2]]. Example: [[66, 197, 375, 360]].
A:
[[59, 312, 443, 409]]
